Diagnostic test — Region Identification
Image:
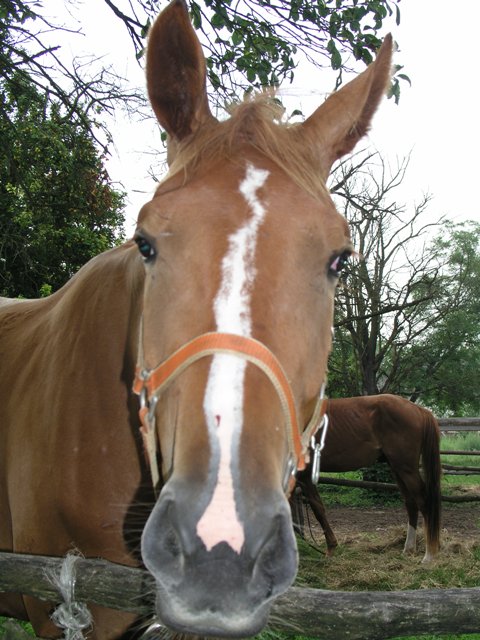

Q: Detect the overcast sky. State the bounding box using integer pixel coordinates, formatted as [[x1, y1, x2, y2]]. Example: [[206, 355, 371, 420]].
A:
[[54, 0, 480, 235]]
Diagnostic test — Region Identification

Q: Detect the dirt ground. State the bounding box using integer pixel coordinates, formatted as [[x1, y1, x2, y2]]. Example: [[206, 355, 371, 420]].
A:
[[302, 502, 480, 547]]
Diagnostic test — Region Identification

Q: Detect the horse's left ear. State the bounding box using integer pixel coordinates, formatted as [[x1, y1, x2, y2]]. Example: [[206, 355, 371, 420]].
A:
[[301, 34, 393, 180], [146, 0, 214, 143]]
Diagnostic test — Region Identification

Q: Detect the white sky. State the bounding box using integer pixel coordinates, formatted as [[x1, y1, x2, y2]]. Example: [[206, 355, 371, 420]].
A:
[[50, 0, 480, 236]]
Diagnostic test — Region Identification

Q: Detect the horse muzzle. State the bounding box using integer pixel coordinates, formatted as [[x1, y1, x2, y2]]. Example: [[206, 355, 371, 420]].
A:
[[141, 483, 297, 637]]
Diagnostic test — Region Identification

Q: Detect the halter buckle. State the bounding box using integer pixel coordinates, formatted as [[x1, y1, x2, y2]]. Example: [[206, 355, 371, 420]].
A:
[[310, 413, 329, 485], [282, 456, 297, 493], [311, 439, 322, 485]]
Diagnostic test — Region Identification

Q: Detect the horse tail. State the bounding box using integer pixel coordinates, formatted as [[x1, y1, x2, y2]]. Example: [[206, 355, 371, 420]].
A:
[[420, 409, 442, 553]]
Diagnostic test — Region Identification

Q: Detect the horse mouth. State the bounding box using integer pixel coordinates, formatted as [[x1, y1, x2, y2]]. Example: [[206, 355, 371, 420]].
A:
[[151, 582, 273, 638], [141, 489, 298, 638]]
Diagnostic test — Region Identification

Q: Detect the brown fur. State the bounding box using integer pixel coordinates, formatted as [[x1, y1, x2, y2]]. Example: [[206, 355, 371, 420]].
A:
[[295, 394, 442, 559]]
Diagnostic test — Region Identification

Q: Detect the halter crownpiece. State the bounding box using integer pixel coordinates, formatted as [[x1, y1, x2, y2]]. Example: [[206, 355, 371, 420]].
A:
[[133, 330, 328, 493]]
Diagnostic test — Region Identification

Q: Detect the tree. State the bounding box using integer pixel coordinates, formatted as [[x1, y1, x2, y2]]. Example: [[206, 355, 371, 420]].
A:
[[398, 222, 480, 415], [1, 0, 145, 148], [327, 153, 480, 414], [0, 72, 126, 298], [104, 0, 406, 102]]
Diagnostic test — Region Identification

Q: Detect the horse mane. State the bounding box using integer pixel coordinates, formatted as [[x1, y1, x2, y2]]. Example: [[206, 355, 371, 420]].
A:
[[165, 94, 328, 200]]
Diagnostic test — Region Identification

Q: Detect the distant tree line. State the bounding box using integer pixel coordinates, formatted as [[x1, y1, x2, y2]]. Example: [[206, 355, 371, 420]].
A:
[[328, 153, 480, 415]]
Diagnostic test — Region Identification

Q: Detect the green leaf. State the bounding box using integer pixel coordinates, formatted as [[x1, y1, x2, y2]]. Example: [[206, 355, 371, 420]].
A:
[[232, 30, 243, 46]]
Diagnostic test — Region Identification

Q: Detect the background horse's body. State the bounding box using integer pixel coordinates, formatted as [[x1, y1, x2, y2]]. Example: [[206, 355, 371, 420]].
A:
[[295, 395, 442, 561], [0, 1, 392, 638]]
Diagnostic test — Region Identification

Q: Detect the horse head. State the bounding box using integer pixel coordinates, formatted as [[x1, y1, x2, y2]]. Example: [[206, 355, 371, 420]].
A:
[[134, 0, 392, 635]]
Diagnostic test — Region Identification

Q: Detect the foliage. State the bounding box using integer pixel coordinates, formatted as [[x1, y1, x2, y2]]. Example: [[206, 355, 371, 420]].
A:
[[327, 153, 480, 414], [398, 222, 480, 414], [361, 460, 394, 485], [0, 617, 34, 637], [0, 72, 125, 298], [104, 0, 406, 102], [0, 0, 144, 147]]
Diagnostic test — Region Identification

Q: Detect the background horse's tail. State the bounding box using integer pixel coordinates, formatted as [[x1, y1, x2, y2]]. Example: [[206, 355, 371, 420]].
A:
[[420, 409, 442, 554]]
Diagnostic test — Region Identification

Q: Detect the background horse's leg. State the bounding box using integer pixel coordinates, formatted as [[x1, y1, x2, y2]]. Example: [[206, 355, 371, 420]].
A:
[[289, 486, 306, 539], [391, 471, 421, 555], [297, 476, 338, 555]]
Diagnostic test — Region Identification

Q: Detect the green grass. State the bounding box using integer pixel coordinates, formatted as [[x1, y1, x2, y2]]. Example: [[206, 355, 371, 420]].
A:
[[440, 432, 480, 495], [0, 617, 35, 637], [441, 432, 480, 453]]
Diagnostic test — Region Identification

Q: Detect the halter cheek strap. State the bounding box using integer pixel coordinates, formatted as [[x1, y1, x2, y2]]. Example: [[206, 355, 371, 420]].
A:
[[133, 331, 328, 493]]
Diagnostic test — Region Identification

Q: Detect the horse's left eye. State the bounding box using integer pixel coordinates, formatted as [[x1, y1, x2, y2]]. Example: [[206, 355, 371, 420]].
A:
[[329, 251, 351, 277], [135, 236, 156, 261]]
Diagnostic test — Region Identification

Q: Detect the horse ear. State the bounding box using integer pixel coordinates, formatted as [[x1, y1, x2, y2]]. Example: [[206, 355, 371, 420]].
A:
[[301, 34, 393, 180], [146, 0, 214, 142]]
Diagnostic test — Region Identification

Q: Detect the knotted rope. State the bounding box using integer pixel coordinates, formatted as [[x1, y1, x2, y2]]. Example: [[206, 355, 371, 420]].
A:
[[47, 552, 92, 640]]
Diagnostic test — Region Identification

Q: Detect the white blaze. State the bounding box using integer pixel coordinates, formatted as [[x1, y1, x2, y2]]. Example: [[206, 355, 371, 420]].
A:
[[196, 163, 270, 553]]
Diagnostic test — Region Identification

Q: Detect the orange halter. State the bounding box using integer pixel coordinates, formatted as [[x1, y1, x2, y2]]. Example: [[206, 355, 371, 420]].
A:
[[133, 331, 328, 492]]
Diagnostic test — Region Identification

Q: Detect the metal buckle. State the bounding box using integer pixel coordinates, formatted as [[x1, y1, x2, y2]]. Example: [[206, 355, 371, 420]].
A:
[[311, 437, 322, 485], [283, 456, 297, 492], [140, 387, 148, 410], [310, 413, 329, 485]]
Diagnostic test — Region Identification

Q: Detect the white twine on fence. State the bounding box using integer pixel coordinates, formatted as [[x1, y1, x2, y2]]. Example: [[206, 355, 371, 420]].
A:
[[46, 552, 93, 640]]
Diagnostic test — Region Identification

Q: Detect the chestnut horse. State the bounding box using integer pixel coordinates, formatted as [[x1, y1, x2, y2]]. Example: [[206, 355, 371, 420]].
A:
[[0, 1, 392, 638], [295, 395, 442, 562]]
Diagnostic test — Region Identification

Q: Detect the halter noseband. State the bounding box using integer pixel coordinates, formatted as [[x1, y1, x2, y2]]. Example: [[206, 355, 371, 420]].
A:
[[133, 331, 328, 493]]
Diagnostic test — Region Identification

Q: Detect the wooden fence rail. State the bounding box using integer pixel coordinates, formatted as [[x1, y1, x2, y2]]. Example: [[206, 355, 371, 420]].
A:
[[1, 552, 480, 640], [317, 475, 480, 501], [438, 418, 480, 431]]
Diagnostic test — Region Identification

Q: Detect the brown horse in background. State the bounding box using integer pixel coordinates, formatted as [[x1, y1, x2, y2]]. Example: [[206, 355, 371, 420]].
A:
[[294, 395, 442, 562], [0, 1, 393, 638]]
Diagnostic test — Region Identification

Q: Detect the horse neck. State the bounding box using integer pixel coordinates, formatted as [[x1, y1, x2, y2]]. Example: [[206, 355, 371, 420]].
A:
[[50, 242, 145, 379]]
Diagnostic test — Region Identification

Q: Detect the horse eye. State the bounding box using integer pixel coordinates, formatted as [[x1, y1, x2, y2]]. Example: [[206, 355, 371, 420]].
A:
[[135, 236, 156, 261], [329, 251, 351, 277]]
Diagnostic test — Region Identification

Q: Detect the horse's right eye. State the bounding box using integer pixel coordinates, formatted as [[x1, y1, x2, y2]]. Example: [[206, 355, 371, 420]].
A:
[[135, 236, 156, 261]]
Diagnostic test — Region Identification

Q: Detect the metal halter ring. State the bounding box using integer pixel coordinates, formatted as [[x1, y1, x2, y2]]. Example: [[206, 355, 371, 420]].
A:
[[310, 413, 329, 485]]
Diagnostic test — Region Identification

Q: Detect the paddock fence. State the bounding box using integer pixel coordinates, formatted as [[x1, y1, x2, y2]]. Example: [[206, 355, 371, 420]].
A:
[[1, 552, 480, 640], [316, 418, 480, 502]]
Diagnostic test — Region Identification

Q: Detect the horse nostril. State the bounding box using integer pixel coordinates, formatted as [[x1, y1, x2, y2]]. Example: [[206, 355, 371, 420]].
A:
[[163, 522, 181, 559], [265, 578, 274, 599], [142, 500, 187, 581]]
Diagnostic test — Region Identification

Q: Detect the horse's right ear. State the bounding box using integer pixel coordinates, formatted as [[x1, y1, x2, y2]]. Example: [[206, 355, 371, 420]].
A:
[[146, 0, 214, 142]]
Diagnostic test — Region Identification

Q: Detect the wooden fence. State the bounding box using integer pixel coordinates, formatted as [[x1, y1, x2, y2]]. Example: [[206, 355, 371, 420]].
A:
[[438, 417, 480, 431], [1, 552, 480, 640]]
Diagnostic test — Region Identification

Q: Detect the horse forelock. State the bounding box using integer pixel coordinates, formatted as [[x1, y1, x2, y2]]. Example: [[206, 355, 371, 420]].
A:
[[163, 94, 328, 200]]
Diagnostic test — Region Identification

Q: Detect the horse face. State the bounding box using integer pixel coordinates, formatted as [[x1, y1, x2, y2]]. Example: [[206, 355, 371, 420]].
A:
[[134, 0, 392, 636]]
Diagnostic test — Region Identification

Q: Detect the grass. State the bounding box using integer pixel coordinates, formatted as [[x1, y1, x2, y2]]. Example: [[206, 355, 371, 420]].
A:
[[0, 618, 35, 638], [295, 528, 480, 592], [441, 432, 480, 496]]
